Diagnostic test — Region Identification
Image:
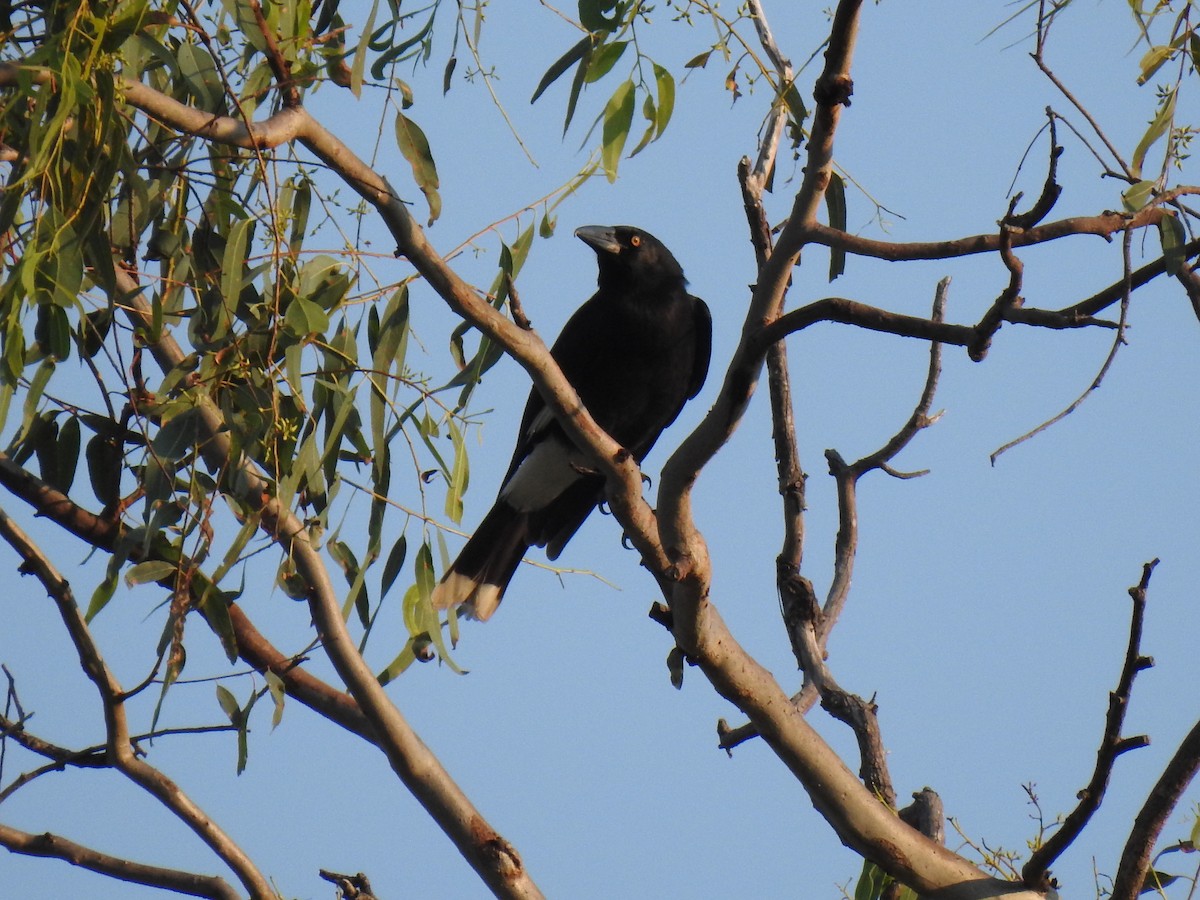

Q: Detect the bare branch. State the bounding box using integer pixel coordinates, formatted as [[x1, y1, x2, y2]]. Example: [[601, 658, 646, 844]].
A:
[[1111, 721, 1200, 900], [1021, 559, 1159, 891], [0, 823, 241, 900], [1064, 236, 1200, 318], [803, 206, 1169, 262], [320, 868, 380, 900], [1005, 111, 1063, 231], [991, 227, 1134, 462], [755, 295, 975, 354], [745, 0, 792, 190], [1032, 2, 1133, 180]]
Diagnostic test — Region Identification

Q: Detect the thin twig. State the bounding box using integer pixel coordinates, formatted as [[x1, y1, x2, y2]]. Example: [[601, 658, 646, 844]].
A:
[[991, 227, 1133, 462], [1031, 0, 1132, 179]]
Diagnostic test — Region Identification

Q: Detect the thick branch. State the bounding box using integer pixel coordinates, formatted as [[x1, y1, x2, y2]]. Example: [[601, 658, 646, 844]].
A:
[[756, 296, 974, 353], [1111, 719, 1200, 900], [0, 823, 240, 900], [659, 4, 1035, 895]]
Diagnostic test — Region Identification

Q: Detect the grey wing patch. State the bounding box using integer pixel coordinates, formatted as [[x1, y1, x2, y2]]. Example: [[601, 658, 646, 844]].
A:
[[526, 405, 556, 440], [499, 436, 588, 513]]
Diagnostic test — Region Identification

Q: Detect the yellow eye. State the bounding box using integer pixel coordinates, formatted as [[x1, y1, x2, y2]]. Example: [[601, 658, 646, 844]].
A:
[[629, 234, 641, 248]]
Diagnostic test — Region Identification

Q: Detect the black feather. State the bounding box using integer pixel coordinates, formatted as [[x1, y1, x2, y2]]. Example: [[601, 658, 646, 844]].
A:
[[431, 225, 711, 620]]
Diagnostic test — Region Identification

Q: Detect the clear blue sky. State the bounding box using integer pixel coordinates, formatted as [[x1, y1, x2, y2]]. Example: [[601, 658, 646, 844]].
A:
[[5, 2, 1200, 898]]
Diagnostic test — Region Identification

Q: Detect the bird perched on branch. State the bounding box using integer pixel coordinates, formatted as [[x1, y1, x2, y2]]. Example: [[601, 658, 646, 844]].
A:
[[431, 225, 712, 621]]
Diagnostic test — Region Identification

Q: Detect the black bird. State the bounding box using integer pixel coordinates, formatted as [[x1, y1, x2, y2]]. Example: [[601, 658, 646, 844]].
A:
[[431, 225, 712, 621]]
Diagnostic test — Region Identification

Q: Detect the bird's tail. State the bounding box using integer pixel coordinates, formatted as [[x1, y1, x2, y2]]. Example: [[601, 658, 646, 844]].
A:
[[430, 501, 530, 621]]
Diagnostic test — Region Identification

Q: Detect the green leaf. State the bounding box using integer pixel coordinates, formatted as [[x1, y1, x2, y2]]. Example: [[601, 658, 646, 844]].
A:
[[601, 79, 636, 182], [86, 433, 123, 507], [152, 407, 204, 461], [124, 560, 178, 588], [284, 295, 330, 338], [219, 0, 268, 52], [370, 13, 435, 80], [176, 41, 224, 111], [563, 38, 594, 135], [380, 533, 408, 600], [350, 0, 380, 96], [216, 684, 241, 721], [579, 0, 621, 33], [215, 683, 249, 773], [86, 559, 121, 621], [531, 34, 591, 104], [36, 304, 72, 361], [395, 112, 442, 225], [1158, 212, 1186, 276], [444, 420, 469, 524], [855, 860, 887, 900], [53, 414, 80, 494], [32, 415, 59, 490], [684, 49, 712, 69], [825, 171, 847, 281], [23, 360, 55, 426], [410, 542, 464, 672], [79, 308, 113, 358], [377, 638, 418, 685], [584, 40, 628, 84], [781, 80, 808, 129], [652, 63, 675, 139], [220, 217, 254, 316], [193, 579, 239, 663], [265, 670, 286, 729], [1122, 179, 1157, 212], [1137, 44, 1175, 85], [1139, 869, 1179, 893], [628, 94, 657, 160], [1131, 87, 1176, 178]]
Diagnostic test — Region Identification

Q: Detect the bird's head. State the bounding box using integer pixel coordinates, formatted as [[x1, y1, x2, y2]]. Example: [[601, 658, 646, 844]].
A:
[[575, 225, 685, 295]]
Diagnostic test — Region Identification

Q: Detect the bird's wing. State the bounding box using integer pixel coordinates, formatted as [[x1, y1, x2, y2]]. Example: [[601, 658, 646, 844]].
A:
[[500, 293, 604, 484], [687, 296, 713, 400]]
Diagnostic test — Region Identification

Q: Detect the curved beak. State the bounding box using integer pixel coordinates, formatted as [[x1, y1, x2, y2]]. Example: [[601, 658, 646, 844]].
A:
[[574, 225, 620, 255]]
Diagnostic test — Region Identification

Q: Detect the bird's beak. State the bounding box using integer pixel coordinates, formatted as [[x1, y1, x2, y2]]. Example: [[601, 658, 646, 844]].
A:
[[574, 225, 621, 255]]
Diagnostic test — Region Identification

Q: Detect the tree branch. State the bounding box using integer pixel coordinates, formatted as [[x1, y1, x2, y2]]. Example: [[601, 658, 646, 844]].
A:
[[1111, 719, 1200, 900], [0, 507, 275, 898], [0, 823, 241, 900], [803, 206, 1168, 262], [82, 15, 1042, 894], [1021, 559, 1158, 891], [63, 68, 552, 897], [0, 451, 377, 745]]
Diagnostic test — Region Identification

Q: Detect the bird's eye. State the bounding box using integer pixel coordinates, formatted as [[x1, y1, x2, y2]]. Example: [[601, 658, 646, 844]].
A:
[[629, 234, 641, 248]]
